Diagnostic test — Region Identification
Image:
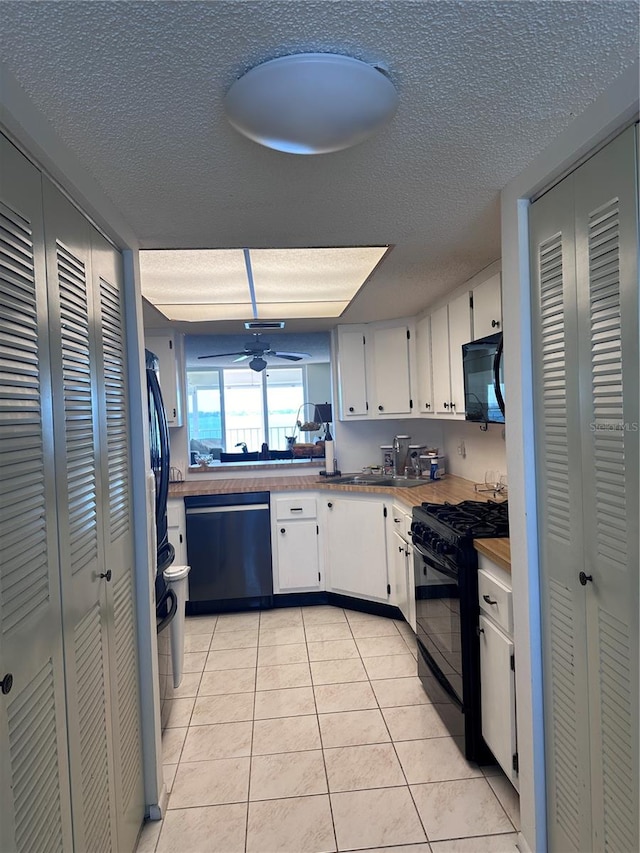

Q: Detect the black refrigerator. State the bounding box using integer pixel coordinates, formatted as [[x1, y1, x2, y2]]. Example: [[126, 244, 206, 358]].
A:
[[146, 350, 176, 616], [147, 349, 177, 729]]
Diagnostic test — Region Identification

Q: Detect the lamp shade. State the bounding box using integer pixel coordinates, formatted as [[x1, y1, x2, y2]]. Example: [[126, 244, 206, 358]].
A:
[[224, 53, 398, 154]]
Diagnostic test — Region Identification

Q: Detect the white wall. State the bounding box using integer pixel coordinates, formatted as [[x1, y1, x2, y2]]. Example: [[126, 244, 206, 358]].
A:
[[333, 417, 443, 473], [441, 420, 506, 485]]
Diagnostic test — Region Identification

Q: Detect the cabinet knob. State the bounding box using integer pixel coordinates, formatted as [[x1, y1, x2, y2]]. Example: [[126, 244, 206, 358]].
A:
[[394, 517, 402, 523], [99, 570, 112, 582], [327, 502, 333, 509], [280, 527, 286, 534], [443, 402, 449, 409], [399, 545, 403, 553], [172, 408, 177, 418], [425, 403, 431, 409], [378, 405, 384, 411], [1, 673, 13, 695], [482, 594, 498, 605], [491, 319, 501, 328], [349, 406, 354, 412], [476, 626, 485, 636], [578, 571, 593, 586]]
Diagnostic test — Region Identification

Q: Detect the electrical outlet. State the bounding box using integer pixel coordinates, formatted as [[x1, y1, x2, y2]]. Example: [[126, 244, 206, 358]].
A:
[[457, 441, 466, 458]]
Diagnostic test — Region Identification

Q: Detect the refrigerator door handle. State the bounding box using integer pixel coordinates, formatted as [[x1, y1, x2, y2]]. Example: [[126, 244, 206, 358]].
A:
[[493, 335, 505, 416], [156, 588, 178, 634]]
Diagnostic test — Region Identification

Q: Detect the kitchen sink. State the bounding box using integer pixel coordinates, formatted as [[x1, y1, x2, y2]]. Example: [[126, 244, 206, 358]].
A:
[[327, 474, 428, 488]]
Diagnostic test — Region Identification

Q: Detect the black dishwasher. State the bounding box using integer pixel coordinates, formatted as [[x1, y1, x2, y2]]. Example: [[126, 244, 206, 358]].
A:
[[185, 492, 273, 613]]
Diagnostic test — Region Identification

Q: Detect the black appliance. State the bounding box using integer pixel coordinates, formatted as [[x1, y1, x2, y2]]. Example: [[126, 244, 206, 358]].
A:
[[411, 500, 509, 762], [146, 349, 175, 579], [185, 492, 273, 613], [462, 332, 505, 423]]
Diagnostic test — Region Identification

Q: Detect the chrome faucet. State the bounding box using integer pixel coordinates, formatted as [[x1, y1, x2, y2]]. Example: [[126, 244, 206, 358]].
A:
[[392, 435, 411, 478]]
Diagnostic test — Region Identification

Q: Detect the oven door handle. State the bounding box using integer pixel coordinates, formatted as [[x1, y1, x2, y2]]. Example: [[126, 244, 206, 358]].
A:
[[412, 540, 459, 581]]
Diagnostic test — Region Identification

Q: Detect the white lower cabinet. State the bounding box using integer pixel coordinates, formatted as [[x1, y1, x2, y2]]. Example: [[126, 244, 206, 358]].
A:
[[388, 503, 416, 630], [323, 496, 389, 602], [272, 495, 322, 593], [478, 555, 518, 789], [167, 498, 188, 566]]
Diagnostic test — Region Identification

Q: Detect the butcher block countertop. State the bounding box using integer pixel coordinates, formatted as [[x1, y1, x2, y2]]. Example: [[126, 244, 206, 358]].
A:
[[474, 538, 511, 573], [168, 473, 504, 509]]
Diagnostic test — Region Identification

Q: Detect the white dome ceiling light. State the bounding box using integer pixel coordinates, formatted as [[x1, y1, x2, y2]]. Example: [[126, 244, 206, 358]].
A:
[[224, 53, 398, 154]]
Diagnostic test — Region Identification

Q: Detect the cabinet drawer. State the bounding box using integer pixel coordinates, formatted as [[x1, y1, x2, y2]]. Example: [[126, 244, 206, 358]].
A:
[[478, 568, 513, 634], [275, 496, 317, 520], [391, 504, 412, 541], [167, 500, 184, 528]]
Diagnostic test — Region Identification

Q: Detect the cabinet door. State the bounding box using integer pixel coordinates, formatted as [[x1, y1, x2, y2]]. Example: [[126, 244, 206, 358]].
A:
[[0, 135, 74, 853], [447, 291, 472, 414], [94, 231, 144, 852], [415, 315, 434, 413], [430, 305, 452, 415], [276, 520, 321, 592], [168, 498, 188, 565], [405, 543, 416, 633], [574, 127, 639, 853], [479, 615, 516, 782], [391, 530, 410, 622], [145, 334, 182, 426], [43, 178, 118, 853], [325, 498, 388, 602], [371, 325, 412, 415], [472, 273, 502, 339], [337, 328, 368, 418]]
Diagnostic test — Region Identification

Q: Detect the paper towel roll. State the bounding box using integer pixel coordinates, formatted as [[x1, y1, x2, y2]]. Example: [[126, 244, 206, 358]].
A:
[[324, 439, 335, 473]]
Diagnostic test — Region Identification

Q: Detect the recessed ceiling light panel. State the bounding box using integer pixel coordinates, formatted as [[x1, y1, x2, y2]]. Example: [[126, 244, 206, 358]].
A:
[[224, 53, 398, 154]]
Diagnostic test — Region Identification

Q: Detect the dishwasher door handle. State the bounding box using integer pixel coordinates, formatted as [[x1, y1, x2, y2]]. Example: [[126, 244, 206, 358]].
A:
[[186, 504, 270, 515]]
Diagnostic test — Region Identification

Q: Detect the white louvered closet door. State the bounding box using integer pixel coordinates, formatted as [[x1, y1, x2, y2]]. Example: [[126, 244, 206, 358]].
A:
[[529, 169, 593, 853], [93, 229, 144, 853], [531, 125, 639, 853], [574, 127, 639, 853], [0, 136, 74, 853], [42, 179, 117, 853]]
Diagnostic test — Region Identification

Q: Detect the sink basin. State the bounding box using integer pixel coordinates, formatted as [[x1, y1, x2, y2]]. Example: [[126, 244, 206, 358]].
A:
[[328, 474, 427, 488]]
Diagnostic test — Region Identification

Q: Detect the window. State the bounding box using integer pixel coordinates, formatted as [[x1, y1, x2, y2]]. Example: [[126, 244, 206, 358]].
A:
[[187, 366, 306, 457]]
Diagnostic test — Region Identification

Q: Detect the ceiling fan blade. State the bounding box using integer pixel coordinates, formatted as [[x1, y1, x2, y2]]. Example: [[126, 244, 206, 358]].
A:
[[233, 354, 251, 362], [272, 350, 311, 359], [198, 351, 246, 359], [272, 353, 304, 361]]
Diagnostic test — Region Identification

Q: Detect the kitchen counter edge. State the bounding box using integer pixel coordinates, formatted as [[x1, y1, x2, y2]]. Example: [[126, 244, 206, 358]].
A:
[[474, 538, 511, 573], [168, 473, 502, 510]]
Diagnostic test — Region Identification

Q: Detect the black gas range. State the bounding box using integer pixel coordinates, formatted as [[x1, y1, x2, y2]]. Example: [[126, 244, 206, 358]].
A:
[[411, 499, 509, 762]]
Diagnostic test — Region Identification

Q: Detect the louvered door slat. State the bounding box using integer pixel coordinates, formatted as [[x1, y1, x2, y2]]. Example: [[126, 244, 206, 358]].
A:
[[8, 660, 64, 853], [74, 605, 112, 853]]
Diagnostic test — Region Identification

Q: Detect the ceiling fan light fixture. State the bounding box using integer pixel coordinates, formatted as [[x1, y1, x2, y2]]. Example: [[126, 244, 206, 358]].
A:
[[249, 356, 268, 372], [224, 53, 398, 154]]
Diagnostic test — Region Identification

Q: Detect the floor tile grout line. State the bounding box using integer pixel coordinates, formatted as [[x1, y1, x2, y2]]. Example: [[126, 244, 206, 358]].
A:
[[304, 606, 339, 852], [483, 773, 519, 833], [172, 609, 517, 851]]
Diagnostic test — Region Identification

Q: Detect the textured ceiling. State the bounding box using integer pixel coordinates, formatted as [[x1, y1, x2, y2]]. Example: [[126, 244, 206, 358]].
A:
[[1, 1, 638, 333]]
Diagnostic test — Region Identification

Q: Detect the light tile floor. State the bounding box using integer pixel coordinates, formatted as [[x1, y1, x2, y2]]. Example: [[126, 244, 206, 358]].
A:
[[137, 605, 520, 853]]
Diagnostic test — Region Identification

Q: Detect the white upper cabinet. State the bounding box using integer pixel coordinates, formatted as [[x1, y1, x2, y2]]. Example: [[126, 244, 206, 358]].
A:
[[371, 323, 413, 416], [472, 272, 502, 339], [336, 326, 368, 418], [336, 320, 415, 420], [144, 333, 183, 426], [447, 290, 472, 415], [430, 293, 472, 417], [430, 304, 452, 415], [415, 315, 434, 414]]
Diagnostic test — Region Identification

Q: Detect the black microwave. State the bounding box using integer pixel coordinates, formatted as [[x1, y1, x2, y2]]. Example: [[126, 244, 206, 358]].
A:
[[461, 332, 505, 423]]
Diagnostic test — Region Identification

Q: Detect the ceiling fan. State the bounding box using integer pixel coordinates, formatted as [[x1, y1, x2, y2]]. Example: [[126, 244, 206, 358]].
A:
[[198, 334, 311, 372]]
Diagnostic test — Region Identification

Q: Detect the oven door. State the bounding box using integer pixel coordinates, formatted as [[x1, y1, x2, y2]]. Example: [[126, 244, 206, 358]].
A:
[[414, 541, 463, 704]]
